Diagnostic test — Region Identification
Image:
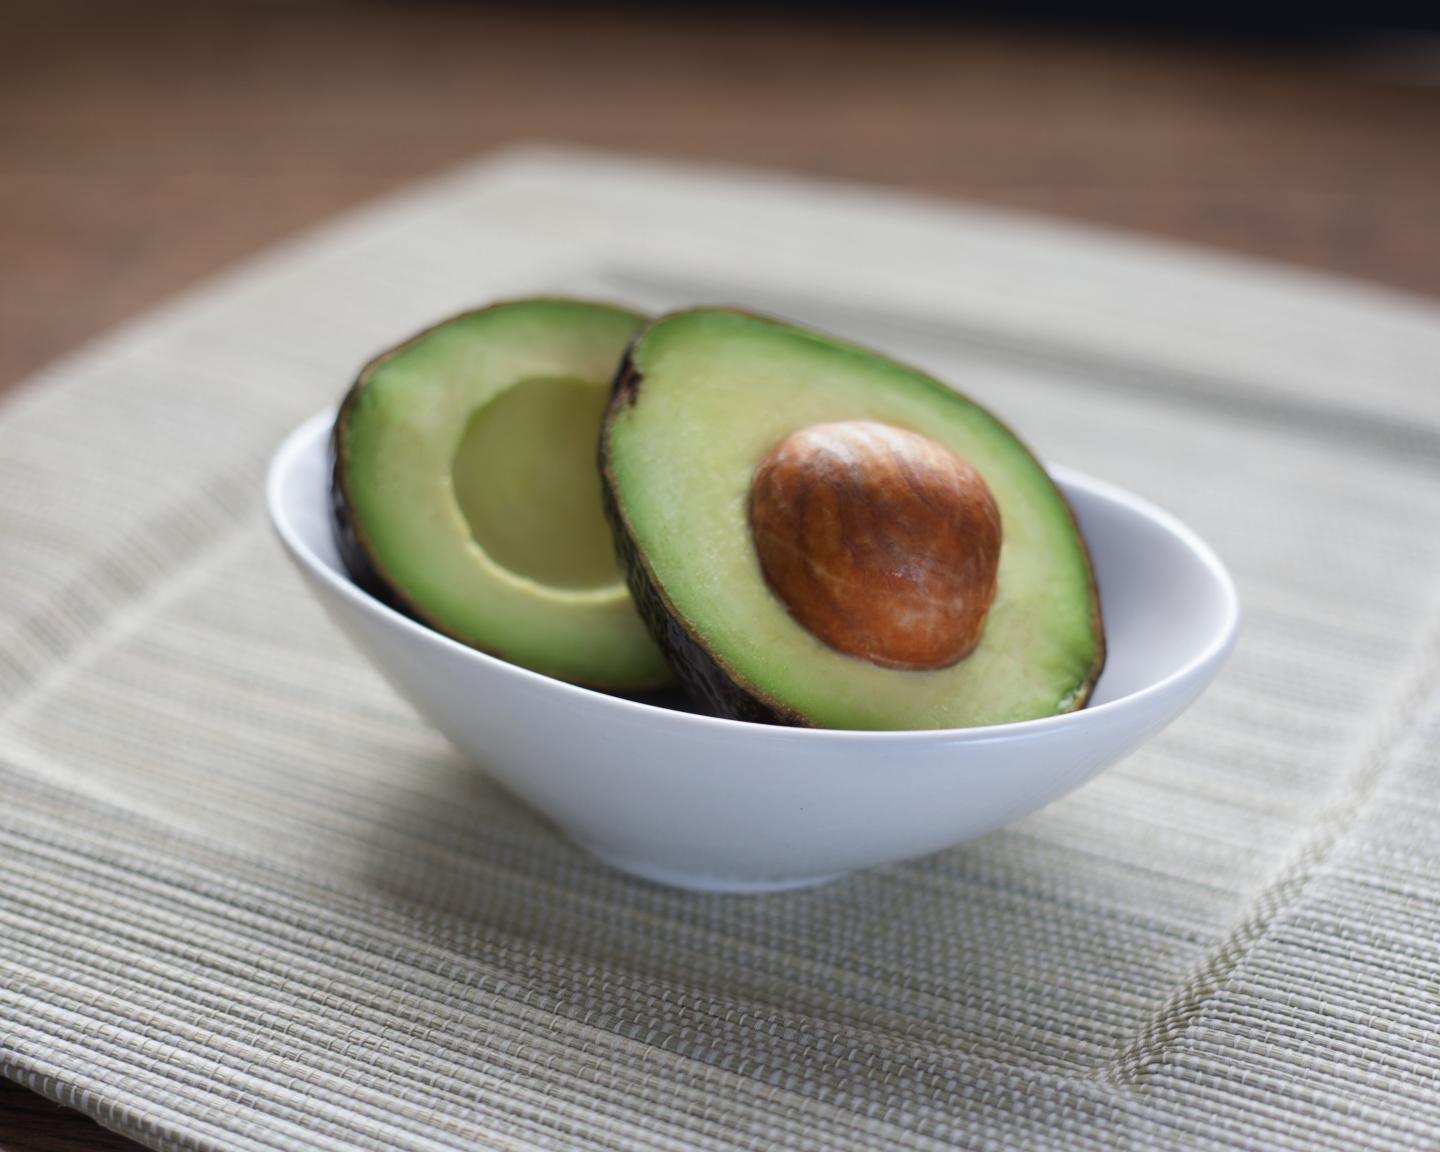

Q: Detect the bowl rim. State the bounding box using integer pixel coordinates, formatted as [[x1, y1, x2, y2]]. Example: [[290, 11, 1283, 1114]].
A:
[[268, 408, 1240, 746]]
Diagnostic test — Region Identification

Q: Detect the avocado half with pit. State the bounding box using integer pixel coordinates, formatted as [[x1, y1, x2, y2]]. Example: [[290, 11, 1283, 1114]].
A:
[[600, 309, 1104, 729], [332, 299, 672, 690]]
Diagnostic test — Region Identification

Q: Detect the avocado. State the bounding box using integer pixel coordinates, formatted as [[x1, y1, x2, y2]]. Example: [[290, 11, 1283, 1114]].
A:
[[332, 299, 672, 690], [600, 309, 1103, 730]]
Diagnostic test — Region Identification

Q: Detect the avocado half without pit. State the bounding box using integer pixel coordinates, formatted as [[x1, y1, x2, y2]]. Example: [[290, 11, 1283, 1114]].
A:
[[600, 309, 1105, 730], [331, 299, 672, 691]]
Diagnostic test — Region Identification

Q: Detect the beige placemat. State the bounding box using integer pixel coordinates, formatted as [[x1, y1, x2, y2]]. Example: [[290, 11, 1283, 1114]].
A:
[[3, 147, 1439, 1151]]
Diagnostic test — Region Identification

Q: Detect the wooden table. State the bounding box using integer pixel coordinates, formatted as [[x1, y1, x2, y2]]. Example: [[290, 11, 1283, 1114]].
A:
[[2, 3, 1438, 1148]]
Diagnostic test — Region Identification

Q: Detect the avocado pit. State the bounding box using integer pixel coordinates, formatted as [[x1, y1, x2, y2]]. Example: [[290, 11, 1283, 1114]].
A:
[[748, 420, 1002, 671]]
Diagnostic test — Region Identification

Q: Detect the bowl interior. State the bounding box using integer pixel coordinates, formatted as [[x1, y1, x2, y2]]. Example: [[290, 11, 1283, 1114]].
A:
[[278, 414, 347, 577], [1074, 478, 1234, 708], [271, 411, 1235, 725]]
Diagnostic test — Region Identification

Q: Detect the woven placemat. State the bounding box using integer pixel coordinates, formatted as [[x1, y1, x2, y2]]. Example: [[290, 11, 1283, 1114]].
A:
[[2, 148, 1439, 1151]]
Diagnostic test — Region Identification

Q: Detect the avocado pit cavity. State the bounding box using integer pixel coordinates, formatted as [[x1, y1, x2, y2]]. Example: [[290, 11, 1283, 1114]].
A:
[[451, 375, 621, 591], [748, 420, 1002, 671]]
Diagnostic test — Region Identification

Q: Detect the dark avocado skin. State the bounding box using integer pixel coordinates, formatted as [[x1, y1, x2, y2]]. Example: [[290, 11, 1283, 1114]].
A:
[[600, 351, 811, 727], [329, 310, 464, 621], [329, 381, 404, 613], [599, 314, 1107, 728]]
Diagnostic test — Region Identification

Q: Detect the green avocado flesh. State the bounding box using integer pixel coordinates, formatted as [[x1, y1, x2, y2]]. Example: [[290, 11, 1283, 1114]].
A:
[[603, 310, 1103, 730], [336, 300, 671, 689]]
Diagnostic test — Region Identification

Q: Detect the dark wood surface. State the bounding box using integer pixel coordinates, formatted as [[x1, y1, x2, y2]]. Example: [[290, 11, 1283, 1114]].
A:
[[2, 2, 1439, 1148], [0, 1084, 140, 1152]]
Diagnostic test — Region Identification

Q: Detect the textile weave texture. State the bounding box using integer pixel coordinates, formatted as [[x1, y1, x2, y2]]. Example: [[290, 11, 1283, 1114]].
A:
[[2, 149, 1439, 1151]]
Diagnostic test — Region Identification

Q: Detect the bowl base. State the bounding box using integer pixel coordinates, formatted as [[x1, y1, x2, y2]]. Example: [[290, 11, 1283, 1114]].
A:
[[579, 842, 846, 894]]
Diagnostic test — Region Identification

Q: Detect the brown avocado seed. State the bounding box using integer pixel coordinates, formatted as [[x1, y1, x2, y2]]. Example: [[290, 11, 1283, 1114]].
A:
[[748, 420, 1002, 671]]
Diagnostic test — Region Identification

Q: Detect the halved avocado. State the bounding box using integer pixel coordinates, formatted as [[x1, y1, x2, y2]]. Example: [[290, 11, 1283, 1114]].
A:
[[600, 309, 1103, 729], [332, 299, 672, 690]]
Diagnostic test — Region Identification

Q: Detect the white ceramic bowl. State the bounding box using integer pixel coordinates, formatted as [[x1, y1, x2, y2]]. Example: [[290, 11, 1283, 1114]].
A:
[[268, 410, 1238, 892]]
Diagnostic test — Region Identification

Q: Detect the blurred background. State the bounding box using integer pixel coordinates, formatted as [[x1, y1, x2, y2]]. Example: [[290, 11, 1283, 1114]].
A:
[[3, 0, 1439, 405]]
